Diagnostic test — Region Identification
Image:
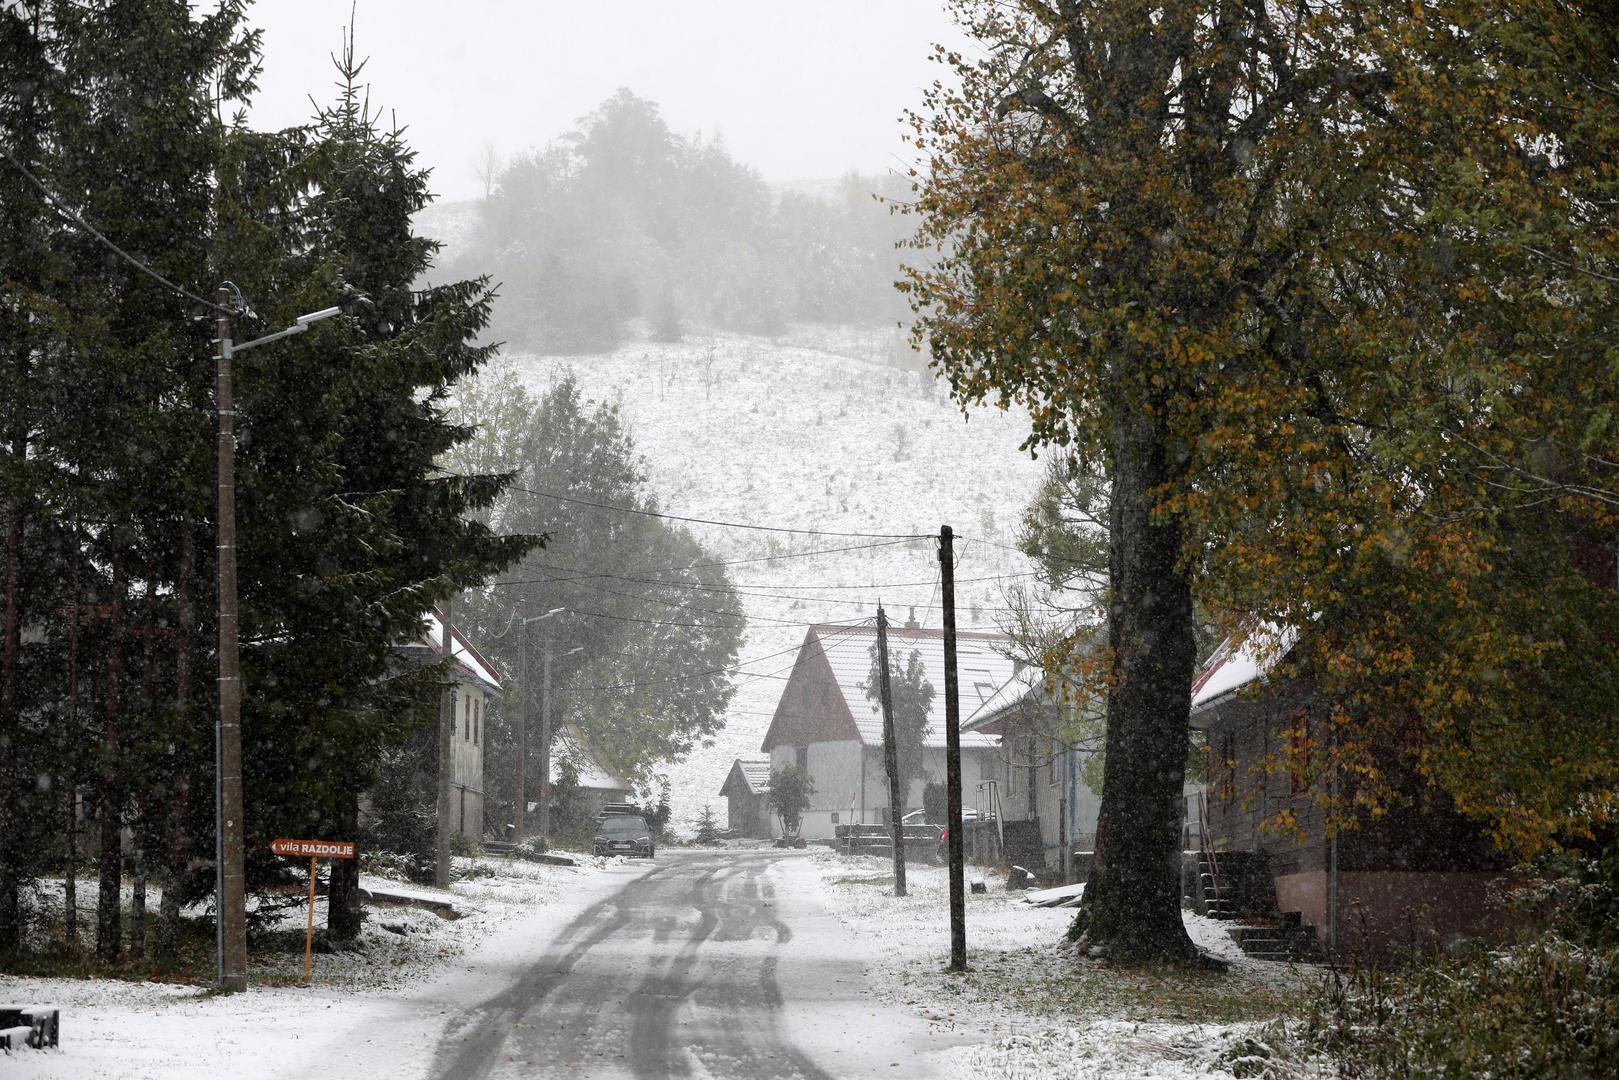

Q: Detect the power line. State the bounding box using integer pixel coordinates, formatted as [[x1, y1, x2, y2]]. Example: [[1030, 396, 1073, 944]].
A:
[[561, 619, 873, 693], [495, 481, 931, 540], [485, 537, 923, 588], [504, 561, 1030, 597], [0, 141, 231, 315]]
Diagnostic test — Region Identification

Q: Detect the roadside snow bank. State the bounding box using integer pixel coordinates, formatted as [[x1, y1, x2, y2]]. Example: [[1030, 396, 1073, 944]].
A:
[[0, 852, 642, 1080], [803, 851, 1321, 1079]]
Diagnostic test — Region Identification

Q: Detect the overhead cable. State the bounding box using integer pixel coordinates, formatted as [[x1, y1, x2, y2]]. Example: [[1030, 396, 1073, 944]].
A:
[[0, 141, 232, 315]]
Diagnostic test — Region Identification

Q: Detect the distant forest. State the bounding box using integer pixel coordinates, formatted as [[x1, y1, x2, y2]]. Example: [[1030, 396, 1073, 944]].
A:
[[453, 89, 916, 353]]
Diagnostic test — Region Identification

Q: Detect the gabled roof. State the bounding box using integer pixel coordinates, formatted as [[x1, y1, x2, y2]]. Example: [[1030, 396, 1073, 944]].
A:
[[413, 609, 502, 693], [549, 732, 631, 792], [719, 757, 772, 797], [761, 623, 1013, 752], [961, 666, 1057, 737], [1190, 623, 1298, 713]]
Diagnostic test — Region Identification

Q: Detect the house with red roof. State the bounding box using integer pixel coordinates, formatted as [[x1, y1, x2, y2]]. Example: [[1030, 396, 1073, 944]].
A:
[[759, 622, 1016, 839]]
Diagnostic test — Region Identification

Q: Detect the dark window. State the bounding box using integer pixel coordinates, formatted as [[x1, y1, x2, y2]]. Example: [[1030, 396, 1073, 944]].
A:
[[464, 694, 472, 741], [795, 745, 809, 770], [1288, 711, 1311, 794], [474, 698, 480, 746], [1219, 733, 1236, 802], [450, 691, 458, 736], [830, 812, 840, 825]]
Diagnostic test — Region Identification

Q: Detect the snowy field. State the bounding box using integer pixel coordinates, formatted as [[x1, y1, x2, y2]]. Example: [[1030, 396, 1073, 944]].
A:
[[797, 850, 1327, 1079], [504, 324, 1047, 832], [0, 853, 646, 1079]]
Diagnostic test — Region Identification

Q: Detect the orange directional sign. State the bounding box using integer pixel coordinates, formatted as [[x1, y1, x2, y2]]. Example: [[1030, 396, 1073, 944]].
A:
[[270, 838, 356, 985], [270, 838, 355, 859]]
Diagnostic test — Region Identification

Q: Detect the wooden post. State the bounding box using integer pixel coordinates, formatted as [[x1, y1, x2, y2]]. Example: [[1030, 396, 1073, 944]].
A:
[[215, 285, 248, 992], [436, 599, 454, 888], [940, 525, 967, 971], [515, 606, 527, 841], [304, 856, 317, 985], [538, 637, 552, 845], [877, 605, 906, 897]]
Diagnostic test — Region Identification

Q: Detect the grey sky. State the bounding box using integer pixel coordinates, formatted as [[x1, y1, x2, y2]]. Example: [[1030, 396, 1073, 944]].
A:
[[249, 0, 969, 202]]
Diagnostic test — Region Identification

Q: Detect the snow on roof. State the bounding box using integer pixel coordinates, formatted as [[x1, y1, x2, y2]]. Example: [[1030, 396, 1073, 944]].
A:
[[417, 609, 502, 693], [720, 757, 772, 797], [1189, 623, 1298, 712], [808, 622, 1012, 750], [549, 734, 631, 793], [962, 665, 1043, 732]]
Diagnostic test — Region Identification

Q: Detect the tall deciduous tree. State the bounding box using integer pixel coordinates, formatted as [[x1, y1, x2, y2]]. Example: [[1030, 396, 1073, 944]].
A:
[[908, 0, 1619, 966], [863, 644, 935, 806], [905, 0, 1395, 961], [446, 369, 743, 826]]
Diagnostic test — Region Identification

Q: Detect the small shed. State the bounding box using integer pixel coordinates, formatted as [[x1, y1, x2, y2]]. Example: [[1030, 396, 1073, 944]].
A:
[[718, 757, 773, 838]]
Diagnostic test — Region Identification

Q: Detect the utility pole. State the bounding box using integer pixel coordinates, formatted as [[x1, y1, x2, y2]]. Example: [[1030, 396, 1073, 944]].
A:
[[210, 290, 339, 992], [939, 524, 967, 971], [214, 286, 247, 992], [436, 597, 454, 888], [515, 605, 527, 841], [877, 604, 906, 897], [539, 637, 552, 846]]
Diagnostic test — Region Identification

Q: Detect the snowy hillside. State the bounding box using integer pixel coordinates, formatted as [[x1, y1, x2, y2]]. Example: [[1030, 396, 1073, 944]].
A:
[[503, 325, 1046, 833]]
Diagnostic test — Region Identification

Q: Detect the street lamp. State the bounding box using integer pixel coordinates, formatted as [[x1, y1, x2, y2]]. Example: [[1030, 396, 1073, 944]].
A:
[[515, 606, 566, 842], [213, 286, 341, 993]]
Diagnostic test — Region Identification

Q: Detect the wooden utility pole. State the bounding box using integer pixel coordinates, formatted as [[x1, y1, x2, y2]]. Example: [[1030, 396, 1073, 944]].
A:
[[214, 285, 247, 992], [435, 597, 454, 888], [939, 525, 966, 971], [876, 604, 906, 896], [515, 608, 527, 841], [538, 638, 552, 845]]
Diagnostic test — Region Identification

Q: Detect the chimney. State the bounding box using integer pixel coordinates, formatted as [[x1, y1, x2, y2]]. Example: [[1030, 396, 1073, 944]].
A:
[[905, 607, 919, 629]]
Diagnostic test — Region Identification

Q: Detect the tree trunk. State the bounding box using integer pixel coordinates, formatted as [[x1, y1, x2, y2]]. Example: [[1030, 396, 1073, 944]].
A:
[[0, 486, 22, 957], [157, 521, 194, 962], [326, 793, 362, 941], [128, 603, 156, 961], [96, 552, 127, 963], [1069, 403, 1201, 962], [64, 522, 83, 946]]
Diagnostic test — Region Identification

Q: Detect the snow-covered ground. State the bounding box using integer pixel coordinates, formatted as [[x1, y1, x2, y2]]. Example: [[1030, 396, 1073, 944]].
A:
[[504, 324, 1047, 831], [0, 853, 649, 1079], [798, 850, 1326, 1079]]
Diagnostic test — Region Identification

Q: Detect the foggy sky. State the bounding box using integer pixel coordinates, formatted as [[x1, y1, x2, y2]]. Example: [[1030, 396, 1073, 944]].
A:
[[248, 0, 970, 202]]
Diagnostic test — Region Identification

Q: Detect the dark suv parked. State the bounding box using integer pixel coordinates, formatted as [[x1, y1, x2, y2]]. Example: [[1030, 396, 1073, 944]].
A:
[[593, 813, 655, 858]]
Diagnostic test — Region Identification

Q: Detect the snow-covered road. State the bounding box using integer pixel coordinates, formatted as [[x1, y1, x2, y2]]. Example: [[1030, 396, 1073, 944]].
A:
[[430, 849, 958, 1079]]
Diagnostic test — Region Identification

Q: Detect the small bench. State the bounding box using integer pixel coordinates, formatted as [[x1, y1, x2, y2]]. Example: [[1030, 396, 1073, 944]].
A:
[[0, 1006, 59, 1050]]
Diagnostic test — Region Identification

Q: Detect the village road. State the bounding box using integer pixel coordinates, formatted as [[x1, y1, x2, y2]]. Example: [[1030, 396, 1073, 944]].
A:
[[428, 850, 945, 1080]]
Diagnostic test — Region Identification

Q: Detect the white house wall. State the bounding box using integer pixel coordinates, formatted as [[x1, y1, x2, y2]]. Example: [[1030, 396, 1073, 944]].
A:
[[773, 740, 998, 838]]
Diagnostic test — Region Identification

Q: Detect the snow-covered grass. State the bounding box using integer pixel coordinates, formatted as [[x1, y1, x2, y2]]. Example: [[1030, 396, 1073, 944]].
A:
[[802, 850, 1326, 1079], [506, 325, 1047, 832], [0, 851, 639, 1079]]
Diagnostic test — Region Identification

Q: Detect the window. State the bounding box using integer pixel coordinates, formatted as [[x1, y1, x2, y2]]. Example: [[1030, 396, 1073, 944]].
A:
[[450, 691, 457, 736], [1287, 711, 1312, 794], [830, 812, 840, 825], [464, 694, 472, 741], [1218, 733, 1236, 803], [795, 745, 809, 770], [1048, 738, 1058, 787], [474, 698, 480, 746]]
